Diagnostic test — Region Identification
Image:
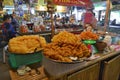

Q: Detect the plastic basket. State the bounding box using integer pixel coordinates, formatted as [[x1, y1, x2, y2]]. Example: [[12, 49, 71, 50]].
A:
[[8, 51, 42, 69]]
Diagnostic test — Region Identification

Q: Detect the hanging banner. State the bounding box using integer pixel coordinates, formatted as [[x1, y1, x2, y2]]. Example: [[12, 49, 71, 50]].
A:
[[3, 0, 14, 6], [32, 0, 45, 8], [39, 0, 45, 5], [56, 6, 68, 12], [30, 0, 44, 5], [53, 0, 93, 8]]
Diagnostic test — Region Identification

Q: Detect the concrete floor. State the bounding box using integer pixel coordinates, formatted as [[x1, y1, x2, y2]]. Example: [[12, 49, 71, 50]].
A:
[[0, 48, 11, 80], [0, 62, 11, 80], [0, 47, 42, 80]]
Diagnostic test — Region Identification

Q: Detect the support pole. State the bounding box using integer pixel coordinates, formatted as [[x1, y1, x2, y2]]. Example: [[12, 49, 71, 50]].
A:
[[104, 0, 110, 32], [51, 12, 55, 37], [47, 0, 55, 38]]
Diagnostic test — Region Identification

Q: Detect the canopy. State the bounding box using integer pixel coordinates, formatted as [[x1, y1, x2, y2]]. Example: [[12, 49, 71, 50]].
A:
[[53, 0, 93, 8]]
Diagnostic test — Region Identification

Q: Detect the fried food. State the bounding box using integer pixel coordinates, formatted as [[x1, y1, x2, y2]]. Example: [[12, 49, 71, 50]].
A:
[[43, 31, 90, 62], [8, 35, 46, 54], [44, 42, 90, 62], [52, 31, 80, 44], [80, 31, 99, 40]]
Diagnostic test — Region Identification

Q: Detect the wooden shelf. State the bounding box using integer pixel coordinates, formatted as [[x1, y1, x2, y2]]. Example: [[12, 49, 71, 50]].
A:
[[9, 66, 48, 80]]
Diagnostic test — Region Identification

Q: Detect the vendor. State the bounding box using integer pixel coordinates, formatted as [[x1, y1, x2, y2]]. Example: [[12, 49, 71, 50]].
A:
[[83, 8, 97, 29]]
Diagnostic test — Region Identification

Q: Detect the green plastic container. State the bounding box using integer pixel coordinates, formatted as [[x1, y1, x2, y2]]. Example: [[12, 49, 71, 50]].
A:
[[83, 40, 96, 44], [8, 51, 42, 69]]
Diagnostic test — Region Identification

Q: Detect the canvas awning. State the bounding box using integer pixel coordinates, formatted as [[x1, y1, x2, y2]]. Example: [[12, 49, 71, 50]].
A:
[[53, 0, 93, 8]]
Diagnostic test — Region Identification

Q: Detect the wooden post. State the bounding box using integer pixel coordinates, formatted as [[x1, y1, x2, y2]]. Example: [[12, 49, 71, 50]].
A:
[[104, 0, 110, 32], [47, 0, 55, 37], [51, 12, 55, 37]]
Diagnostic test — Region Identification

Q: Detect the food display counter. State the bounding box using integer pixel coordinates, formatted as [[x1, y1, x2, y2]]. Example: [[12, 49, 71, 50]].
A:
[[18, 30, 51, 35], [8, 29, 120, 80], [17, 30, 52, 43], [9, 50, 120, 80], [44, 51, 120, 80], [17, 29, 83, 43], [18, 29, 83, 35]]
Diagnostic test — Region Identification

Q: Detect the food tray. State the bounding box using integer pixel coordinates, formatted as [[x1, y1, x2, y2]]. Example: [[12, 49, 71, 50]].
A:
[[42, 55, 87, 77], [8, 51, 42, 69], [48, 57, 87, 64]]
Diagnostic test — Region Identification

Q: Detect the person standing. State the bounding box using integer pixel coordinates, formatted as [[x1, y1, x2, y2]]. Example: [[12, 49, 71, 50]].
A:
[[83, 8, 97, 29], [11, 13, 19, 31]]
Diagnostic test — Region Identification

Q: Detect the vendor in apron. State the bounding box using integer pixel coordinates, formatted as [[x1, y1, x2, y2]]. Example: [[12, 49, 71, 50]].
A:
[[83, 8, 97, 29]]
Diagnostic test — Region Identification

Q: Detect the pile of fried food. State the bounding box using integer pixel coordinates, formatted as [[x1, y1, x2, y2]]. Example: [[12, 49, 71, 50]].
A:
[[8, 35, 46, 54], [80, 31, 99, 40], [43, 31, 90, 62]]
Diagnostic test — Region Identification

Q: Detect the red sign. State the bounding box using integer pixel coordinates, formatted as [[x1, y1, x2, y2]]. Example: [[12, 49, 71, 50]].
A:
[[53, 0, 93, 8]]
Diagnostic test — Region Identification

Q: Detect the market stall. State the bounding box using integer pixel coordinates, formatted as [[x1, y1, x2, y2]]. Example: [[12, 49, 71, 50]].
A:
[[14, 0, 94, 39], [51, 0, 94, 36], [43, 50, 120, 80], [8, 30, 120, 80], [8, 31, 120, 80], [7, 0, 120, 80]]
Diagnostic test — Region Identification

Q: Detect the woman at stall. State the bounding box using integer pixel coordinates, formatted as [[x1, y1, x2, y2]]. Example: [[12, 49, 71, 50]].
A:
[[83, 8, 97, 29]]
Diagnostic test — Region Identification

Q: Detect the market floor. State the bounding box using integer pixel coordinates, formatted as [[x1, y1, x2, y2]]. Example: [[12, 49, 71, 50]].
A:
[[0, 48, 11, 80], [0, 47, 42, 80]]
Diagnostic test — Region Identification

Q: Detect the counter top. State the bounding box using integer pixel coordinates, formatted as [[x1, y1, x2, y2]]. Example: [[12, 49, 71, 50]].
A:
[[18, 30, 52, 36], [9, 51, 120, 80], [44, 51, 120, 79], [18, 29, 83, 36]]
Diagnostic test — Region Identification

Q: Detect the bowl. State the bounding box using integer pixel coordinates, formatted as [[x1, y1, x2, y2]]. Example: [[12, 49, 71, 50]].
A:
[[42, 55, 86, 77]]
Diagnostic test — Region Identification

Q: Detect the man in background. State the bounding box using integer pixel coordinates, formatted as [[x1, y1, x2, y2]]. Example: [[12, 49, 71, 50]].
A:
[[11, 13, 19, 31]]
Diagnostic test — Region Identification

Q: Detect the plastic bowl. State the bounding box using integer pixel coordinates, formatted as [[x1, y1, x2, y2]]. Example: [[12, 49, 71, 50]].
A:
[[83, 40, 96, 44]]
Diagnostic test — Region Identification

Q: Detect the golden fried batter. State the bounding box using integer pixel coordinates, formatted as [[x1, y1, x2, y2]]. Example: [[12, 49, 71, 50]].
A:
[[43, 31, 90, 62], [8, 35, 46, 54]]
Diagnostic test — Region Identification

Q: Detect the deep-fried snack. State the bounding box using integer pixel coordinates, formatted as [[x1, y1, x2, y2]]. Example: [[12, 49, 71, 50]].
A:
[[8, 35, 46, 54], [52, 31, 80, 44], [43, 31, 90, 62], [80, 31, 99, 40]]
